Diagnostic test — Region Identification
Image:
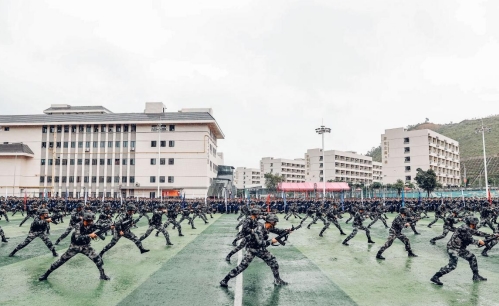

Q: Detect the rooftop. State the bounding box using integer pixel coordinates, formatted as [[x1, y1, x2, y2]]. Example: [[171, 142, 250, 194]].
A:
[[0, 143, 34, 156]]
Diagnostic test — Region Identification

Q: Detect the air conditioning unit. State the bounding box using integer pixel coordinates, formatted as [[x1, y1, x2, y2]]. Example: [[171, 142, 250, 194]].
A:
[[131, 147, 135, 151], [85, 148, 90, 152], [135, 183, 140, 187]]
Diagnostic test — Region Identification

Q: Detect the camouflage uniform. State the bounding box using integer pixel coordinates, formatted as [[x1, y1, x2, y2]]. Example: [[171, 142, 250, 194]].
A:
[[99, 213, 148, 256], [226, 218, 259, 261], [221, 222, 287, 285], [140, 209, 172, 245], [39, 221, 109, 280], [55, 208, 83, 245], [367, 206, 388, 228], [10, 216, 57, 256], [431, 224, 489, 284], [0, 225, 7, 242], [307, 206, 327, 229], [376, 213, 416, 259], [342, 211, 374, 245], [430, 213, 459, 244], [320, 207, 346, 236]]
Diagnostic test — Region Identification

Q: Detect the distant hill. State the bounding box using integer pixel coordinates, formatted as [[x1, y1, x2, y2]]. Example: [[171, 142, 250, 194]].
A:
[[366, 115, 499, 186]]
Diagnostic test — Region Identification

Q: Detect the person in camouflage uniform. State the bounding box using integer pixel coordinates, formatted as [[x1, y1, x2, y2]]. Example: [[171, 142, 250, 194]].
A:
[[39, 212, 110, 281], [157, 205, 183, 237], [428, 204, 446, 228], [430, 210, 460, 245], [140, 204, 173, 245], [9, 209, 58, 257], [376, 208, 417, 260], [367, 204, 388, 229], [284, 202, 301, 220], [342, 206, 375, 246], [307, 205, 327, 229], [226, 208, 260, 262], [55, 203, 84, 245], [319, 204, 346, 237], [99, 205, 149, 257], [430, 217, 493, 285], [0, 224, 8, 243], [481, 223, 499, 257], [220, 214, 289, 287]]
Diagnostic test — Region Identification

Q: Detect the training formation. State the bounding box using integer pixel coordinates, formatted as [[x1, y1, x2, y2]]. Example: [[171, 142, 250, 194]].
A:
[[2, 196, 499, 305]]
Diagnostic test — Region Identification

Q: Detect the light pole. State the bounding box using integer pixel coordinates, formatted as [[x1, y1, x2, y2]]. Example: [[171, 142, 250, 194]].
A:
[[152, 119, 167, 199], [476, 119, 491, 201], [315, 125, 331, 201], [11, 142, 24, 197]]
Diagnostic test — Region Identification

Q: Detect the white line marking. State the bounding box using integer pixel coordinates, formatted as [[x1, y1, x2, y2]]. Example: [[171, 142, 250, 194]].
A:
[[234, 233, 243, 306]]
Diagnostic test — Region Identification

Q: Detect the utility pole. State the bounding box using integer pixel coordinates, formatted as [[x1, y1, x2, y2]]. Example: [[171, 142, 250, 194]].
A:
[[476, 119, 491, 202], [315, 124, 331, 202]]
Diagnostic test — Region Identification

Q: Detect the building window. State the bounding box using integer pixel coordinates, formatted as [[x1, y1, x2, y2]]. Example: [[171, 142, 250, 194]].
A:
[[159, 176, 165, 183], [100, 159, 105, 165], [168, 176, 174, 183], [85, 159, 90, 165], [150, 158, 156, 165], [404, 137, 410, 144], [71, 125, 77, 133], [168, 158, 174, 165], [160, 140, 166, 147], [123, 141, 128, 148], [122, 176, 127, 183], [69, 176, 74, 183], [55, 159, 60, 165], [131, 141, 136, 148], [116, 125, 121, 132], [48, 159, 53, 165], [56, 142, 61, 148], [124, 125, 129, 132], [78, 142, 83, 148], [99, 176, 104, 183], [42, 126, 47, 133], [130, 176, 135, 183], [49, 126, 55, 133], [77, 159, 82, 165], [169, 140, 175, 147], [106, 176, 112, 183], [115, 159, 120, 165], [92, 176, 97, 183], [41, 142, 47, 148], [49, 142, 53, 148], [405, 176, 411, 181], [63, 141, 68, 148], [41, 159, 46, 165], [405, 166, 411, 171], [62, 159, 67, 165], [100, 141, 105, 148], [169, 125, 175, 131], [70, 159, 75, 165], [131, 124, 136, 132], [405, 157, 411, 162], [404, 147, 410, 153], [150, 176, 156, 183], [76, 176, 81, 183], [107, 159, 111, 165], [92, 159, 97, 165], [71, 142, 76, 148], [130, 158, 135, 165], [86, 125, 91, 133], [93, 141, 98, 148], [108, 141, 112, 148], [160, 158, 165, 165], [57, 126, 62, 133], [115, 141, 120, 147], [94, 126, 99, 133], [114, 176, 119, 183], [40, 176, 45, 183], [101, 124, 106, 133], [151, 141, 157, 147], [62, 176, 67, 183], [122, 159, 127, 165]]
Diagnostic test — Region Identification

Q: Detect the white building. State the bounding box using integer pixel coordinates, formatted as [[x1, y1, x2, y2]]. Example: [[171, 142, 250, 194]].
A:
[[0, 102, 225, 199], [234, 167, 262, 189], [373, 161, 383, 184], [381, 127, 460, 186], [305, 148, 374, 185], [260, 157, 305, 183]]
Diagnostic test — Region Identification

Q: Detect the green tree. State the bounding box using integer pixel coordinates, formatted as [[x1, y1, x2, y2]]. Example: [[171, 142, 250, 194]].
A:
[[264, 173, 284, 194], [393, 179, 405, 196], [371, 182, 383, 189], [405, 182, 415, 189], [415, 168, 438, 197]]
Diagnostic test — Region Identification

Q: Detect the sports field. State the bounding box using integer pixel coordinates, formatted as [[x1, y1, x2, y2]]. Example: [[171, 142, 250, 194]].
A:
[[1, 213, 499, 306]]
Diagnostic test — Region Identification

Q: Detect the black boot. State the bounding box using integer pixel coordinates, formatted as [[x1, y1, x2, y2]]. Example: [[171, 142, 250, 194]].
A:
[[319, 229, 325, 237], [166, 240, 173, 246], [340, 231, 346, 235], [274, 278, 288, 286], [54, 239, 61, 245], [376, 252, 385, 260], [342, 240, 349, 246], [368, 239, 375, 244], [232, 239, 238, 246], [482, 249, 489, 257], [8, 249, 17, 257], [38, 270, 52, 281], [430, 239, 436, 245], [99, 268, 110, 280], [52, 249, 58, 257], [220, 276, 230, 287], [179, 232, 184, 237], [431, 273, 443, 285], [1, 237, 7, 243], [139, 247, 150, 254], [473, 273, 487, 282], [408, 251, 418, 257]]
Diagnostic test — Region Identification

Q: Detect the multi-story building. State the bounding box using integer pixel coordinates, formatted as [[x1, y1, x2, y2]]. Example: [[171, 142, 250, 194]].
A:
[[260, 157, 305, 183], [305, 148, 374, 185], [373, 161, 383, 184], [0, 102, 225, 199], [234, 167, 262, 189], [381, 127, 460, 186]]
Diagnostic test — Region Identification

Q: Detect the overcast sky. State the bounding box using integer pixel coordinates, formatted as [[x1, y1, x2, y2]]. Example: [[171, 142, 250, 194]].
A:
[[1, 0, 498, 168]]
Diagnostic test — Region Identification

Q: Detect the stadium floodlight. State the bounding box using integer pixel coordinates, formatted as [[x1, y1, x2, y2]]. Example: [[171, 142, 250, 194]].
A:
[[475, 119, 491, 202], [316, 125, 331, 201]]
